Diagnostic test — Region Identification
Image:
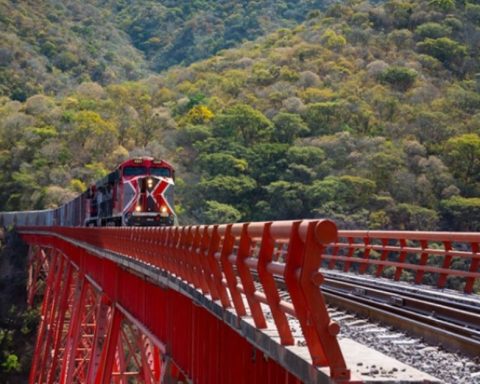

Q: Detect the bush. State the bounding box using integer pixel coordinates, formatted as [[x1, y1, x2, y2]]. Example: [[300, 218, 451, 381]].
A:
[[321, 29, 347, 50], [1, 354, 20, 373], [415, 22, 452, 39], [378, 67, 417, 91], [417, 37, 467, 68]]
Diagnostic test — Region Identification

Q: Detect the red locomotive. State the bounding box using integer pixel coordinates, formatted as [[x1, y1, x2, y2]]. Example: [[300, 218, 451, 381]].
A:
[[85, 158, 176, 226]]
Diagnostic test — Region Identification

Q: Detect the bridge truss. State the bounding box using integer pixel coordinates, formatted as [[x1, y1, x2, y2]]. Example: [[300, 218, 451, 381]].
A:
[[19, 220, 350, 384]]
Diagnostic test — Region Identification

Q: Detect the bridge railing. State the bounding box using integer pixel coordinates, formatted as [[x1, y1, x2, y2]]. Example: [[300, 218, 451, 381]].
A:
[[21, 220, 350, 381], [325, 231, 480, 294]]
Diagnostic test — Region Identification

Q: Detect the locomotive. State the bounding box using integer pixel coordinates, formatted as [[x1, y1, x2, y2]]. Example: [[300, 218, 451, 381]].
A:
[[0, 158, 177, 228]]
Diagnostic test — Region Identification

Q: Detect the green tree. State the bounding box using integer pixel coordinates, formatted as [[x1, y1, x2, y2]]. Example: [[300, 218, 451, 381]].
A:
[[441, 196, 480, 231], [306, 175, 376, 213], [246, 143, 290, 184], [415, 22, 452, 39], [417, 37, 467, 68], [466, 3, 480, 24], [198, 175, 256, 205], [176, 124, 212, 147], [197, 153, 248, 176], [378, 67, 417, 92], [307, 177, 340, 208], [54, 51, 80, 71], [286, 146, 326, 180], [272, 112, 309, 143], [108, 82, 163, 147], [367, 145, 404, 191], [198, 200, 242, 224], [321, 29, 347, 50], [303, 101, 348, 135], [213, 104, 273, 146], [444, 134, 480, 193], [337, 175, 377, 210], [262, 181, 307, 220], [388, 203, 439, 230], [428, 0, 456, 12], [1, 353, 21, 373], [70, 111, 117, 162]]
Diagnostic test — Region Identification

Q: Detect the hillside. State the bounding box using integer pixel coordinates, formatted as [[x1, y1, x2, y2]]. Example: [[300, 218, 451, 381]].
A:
[[0, 0, 336, 100], [0, 0, 148, 100], [0, 0, 480, 231]]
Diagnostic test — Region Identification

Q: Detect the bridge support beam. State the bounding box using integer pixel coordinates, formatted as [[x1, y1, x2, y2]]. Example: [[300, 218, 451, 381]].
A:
[[25, 242, 305, 383]]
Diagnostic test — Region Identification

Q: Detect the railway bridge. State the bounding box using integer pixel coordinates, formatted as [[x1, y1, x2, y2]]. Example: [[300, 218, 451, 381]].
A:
[[6, 220, 480, 383]]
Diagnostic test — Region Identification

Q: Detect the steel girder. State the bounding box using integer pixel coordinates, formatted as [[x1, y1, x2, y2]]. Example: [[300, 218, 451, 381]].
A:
[[26, 245, 188, 384], [23, 241, 308, 384], [20, 220, 351, 383]]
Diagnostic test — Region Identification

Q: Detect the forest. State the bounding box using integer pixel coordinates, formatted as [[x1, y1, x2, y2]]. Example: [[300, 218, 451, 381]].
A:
[[0, 0, 479, 233], [0, 0, 336, 100], [1, 0, 480, 377]]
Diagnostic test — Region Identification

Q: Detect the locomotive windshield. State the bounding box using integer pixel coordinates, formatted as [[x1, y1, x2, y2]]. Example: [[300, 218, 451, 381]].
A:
[[123, 166, 148, 176], [150, 167, 171, 177]]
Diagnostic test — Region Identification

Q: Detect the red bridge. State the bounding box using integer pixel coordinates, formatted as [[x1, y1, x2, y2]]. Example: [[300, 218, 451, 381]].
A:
[[12, 221, 480, 383]]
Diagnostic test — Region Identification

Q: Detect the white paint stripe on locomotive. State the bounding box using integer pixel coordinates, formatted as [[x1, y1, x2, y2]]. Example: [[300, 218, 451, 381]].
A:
[[123, 179, 139, 213], [148, 177, 175, 215], [145, 177, 173, 199], [160, 183, 175, 215]]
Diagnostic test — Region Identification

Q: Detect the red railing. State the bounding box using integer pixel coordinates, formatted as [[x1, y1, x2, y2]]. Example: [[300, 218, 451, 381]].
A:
[[326, 231, 480, 294], [20, 220, 350, 381]]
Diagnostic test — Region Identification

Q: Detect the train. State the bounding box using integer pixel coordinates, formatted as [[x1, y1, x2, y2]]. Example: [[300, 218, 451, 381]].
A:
[[0, 157, 177, 228]]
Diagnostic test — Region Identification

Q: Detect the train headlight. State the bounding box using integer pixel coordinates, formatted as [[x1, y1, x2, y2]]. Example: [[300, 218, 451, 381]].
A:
[[160, 206, 168, 216], [147, 178, 153, 188], [135, 205, 142, 212]]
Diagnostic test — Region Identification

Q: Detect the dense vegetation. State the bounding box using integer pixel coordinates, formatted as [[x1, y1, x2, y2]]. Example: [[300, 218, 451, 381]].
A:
[[0, 232, 37, 383], [0, 0, 336, 101], [108, 0, 339, 71], [0, 0, 148, 100], [1, 0, 480, 232]]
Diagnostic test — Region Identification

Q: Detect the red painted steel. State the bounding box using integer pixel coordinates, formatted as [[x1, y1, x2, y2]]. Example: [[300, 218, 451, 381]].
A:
[[26, 246, 50, 307], [25, 245, 187, 384], [18, 220, 480, 384], [327, 231, 480, 293], [19, 220, 349, 382]]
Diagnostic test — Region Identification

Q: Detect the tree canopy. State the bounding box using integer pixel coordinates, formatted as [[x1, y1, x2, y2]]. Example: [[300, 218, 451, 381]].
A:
[[1, 0, 480, 232]]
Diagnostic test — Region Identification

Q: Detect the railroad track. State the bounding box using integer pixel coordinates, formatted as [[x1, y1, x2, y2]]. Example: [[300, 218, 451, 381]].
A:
[[319, 273, 480, 358], [251, 268, 480, 357]]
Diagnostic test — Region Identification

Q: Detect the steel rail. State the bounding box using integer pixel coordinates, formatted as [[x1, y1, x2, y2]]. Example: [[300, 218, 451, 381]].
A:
[[322, 274, 480, 319], [250, 270, 480, 357], [319, 276, 480, 358]]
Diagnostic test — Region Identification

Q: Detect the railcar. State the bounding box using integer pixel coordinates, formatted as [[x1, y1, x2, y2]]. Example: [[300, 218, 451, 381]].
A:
[[0, 158, 177, 227]]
